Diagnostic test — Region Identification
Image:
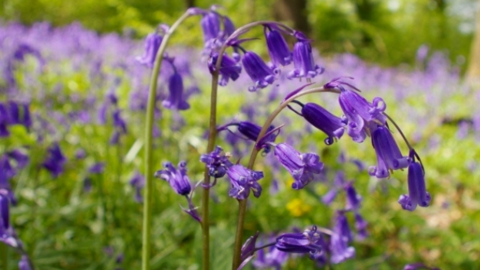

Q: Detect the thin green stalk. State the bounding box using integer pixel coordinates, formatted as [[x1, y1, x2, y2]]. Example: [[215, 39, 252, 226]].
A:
[[141, 11, 192, 270], [1, 243, 7, 269], [231, 86, 339, 269]]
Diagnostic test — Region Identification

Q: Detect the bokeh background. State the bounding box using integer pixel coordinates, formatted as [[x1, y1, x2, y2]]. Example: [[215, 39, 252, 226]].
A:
[[1, 0, 480, 269]]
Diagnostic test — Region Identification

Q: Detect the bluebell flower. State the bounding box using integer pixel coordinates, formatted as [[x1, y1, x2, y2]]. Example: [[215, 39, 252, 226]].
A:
[[218, 121, 278, 153], [0, 193, 9, 230], [226, 165, 263, 200], [129, 171, 145, 203], [241, 51, 278, 92], [200, 146, 233, 178], [88, 162, 105, 174], [0, 103, 10, 137], [42, 143, 67, 178], [330, 211, 355, 264], [208, 53, 241, 86], [398, 158, 430, 211], [162, 72, 190, 110], [155, 161, 192, 196], [112, 109, 127, 134], [275, 226, 328, 265], [200, 12, 222, 49], [294, 101, 346, 145], [354, 212, 368, 240], [288, 32, 323, 79], [344, 182, 362, 210], [334, 211, 353, 243], [264, 25, 292, 66], [369, 125, 409, 179], [18, 255, 32, 270], [136, 33, 163, 68], [7, 149, 29, 170], [273, 143, 324, 189]]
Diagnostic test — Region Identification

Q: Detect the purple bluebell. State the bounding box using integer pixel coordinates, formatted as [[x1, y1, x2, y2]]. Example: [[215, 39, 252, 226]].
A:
[[0, 193, 9, 229], [162, 72, 190, 110], [18, 255, 32, 270], [221, 15, 236, 40], [239, 232, 259, 268], [200, 146, 233, 178], [369, 125, 409, 179], [344, 182, 362, 210], [75, 148, 87, 159], [88, 163, 105, 174], [112, 109, 127, 134], [296, 101, 346, 145], [0, 103, 10, 137], [200, 12, 221, 49], [83, 178, 92, 193], [322, 171, 346, 205], [208, 53, 241, 86], [226, 165, 263, 200], [288, 32, 323, 79], [252, 241, 288, 270], [398, 160, 430, 211], [218, 121, 278, 153], [241, 51, 278, 92], [354, 212, 368, 240], [42, 143, 67, 177], [109, 131, 121, 145], [264, 25, 292, 66], [7, 149, 29, 169], [155, 161, 192, 196], [330, 211, 355, 263], [129, 171, 145, 203], [275, 226, 328, 264], [0, 156, 15, 204], [136, 33, 163, 68], [273, 143, 324, 189]]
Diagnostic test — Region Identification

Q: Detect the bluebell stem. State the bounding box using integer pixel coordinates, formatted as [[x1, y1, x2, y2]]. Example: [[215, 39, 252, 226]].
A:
[[208, 53, 241, 86], [136, 33, 163, 68], [154, 161, 192, 196], [241, 51, 278, 92], [369, 125, 409, 179], [273, 143, 324, 189], [291, 101, 346, 145], [288, 32, 323, 79], [226, 165, 263, 200], [162, 72, 190, 110], [264, 25, 292, 67], [398, 153, 430, 211], [200, 145, 233, 178], [42, 142, 67, 177]]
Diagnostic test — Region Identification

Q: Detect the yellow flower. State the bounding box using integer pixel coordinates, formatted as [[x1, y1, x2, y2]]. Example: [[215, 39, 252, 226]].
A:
[[287, 198, 312, 217]]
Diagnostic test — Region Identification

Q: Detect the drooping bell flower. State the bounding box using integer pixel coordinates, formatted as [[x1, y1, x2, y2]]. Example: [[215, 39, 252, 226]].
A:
[[42, 143, 67, 178], [296, 101, 346, 145], [129, 171, 145, 203], [200, 145, 233, 178], [264, 25, 292, 67], [0, 103, 10, 137], [344, 182, 362, 210], [217, 121, 278, 153], [330, 211, 355, 264], [221, 15, 236, 41], [0, 193, 9, 230], [252, 237, 289, 269], [162, 72, 190, 110], [226, 165, 263, 200], [112, 109, 127, 134], [273, 143, 324, 189], [241, 51, 278, 92], [208, 53, 241, 86], [155, 161, 192, 196], [288, 32, 323, 79], [354, 212, 368, 240], [275, 226, 328, 265], [398, 157, 430, 211], [136, 33, 163, 68], [18, 255, 32, 270], [369, 125, 409, 179], [7, 149, 29, 169], [200, 12, 222, 49]]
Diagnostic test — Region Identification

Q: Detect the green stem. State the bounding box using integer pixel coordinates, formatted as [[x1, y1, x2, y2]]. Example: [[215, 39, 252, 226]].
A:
[[0, 243, 7, 270], [231, 86, 339, 269], [141, 11, 192, 270]]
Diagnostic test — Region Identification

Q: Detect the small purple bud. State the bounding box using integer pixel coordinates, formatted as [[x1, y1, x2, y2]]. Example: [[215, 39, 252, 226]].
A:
[[42, 143, 67, 177], [7, 149, 29, 169], [0, 103, 10, 137], [241, 51, 277, 92]]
